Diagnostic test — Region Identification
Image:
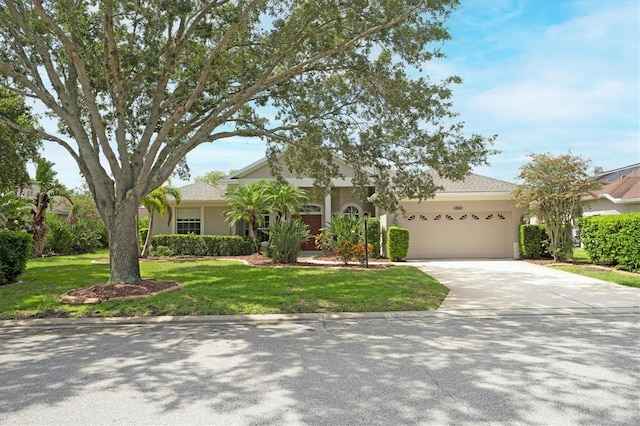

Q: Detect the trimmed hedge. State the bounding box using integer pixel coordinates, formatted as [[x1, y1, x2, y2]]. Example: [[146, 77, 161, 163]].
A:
[[578, 212, 640, 272], [0, 231, 32, 285], [519, 224, 548, 259], [387, 226, 409, 261], [151, 234, 254, 256], [366, 217, 381, 257]]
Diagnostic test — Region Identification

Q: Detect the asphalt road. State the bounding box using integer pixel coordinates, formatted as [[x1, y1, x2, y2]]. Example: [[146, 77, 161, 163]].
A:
[[1, 313, 638, 425]]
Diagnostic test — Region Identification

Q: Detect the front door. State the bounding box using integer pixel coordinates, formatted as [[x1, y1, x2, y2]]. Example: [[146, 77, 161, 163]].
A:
[[300, 215, 322, 251]]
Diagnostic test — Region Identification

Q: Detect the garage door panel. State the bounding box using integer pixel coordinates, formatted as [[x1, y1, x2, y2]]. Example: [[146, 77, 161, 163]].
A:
[[402, 212, 511, 258]]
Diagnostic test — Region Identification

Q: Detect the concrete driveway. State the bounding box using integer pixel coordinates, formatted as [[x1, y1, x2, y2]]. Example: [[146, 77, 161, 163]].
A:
[[408, 260, 640, 314]]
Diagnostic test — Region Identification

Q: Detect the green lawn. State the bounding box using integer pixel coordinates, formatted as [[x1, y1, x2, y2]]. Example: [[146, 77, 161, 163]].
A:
[[551, 264, 640, 288], [0, 251, 448, 319], [549, 248, 640, 288]]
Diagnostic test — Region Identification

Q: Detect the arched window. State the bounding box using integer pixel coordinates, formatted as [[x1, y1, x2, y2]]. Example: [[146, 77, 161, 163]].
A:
[[342, 204, 360, 217]]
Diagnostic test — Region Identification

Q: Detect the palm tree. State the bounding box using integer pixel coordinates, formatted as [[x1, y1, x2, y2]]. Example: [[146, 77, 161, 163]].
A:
[[29, 159, 72, 257], [265, 181, 309, 221], [224, 180, 270, 253], [140, 183, 182, 257]]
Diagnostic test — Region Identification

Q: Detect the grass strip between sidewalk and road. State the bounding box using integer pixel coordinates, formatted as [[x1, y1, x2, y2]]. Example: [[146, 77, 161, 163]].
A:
[[0, 251, 448, 319]]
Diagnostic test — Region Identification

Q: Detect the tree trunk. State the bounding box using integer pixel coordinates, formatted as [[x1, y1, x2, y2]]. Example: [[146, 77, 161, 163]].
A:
[[108, 202, 142, 284], [30, 193, 50, 257]]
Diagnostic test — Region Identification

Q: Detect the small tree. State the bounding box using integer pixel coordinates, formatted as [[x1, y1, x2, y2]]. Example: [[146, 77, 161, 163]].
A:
[[29, 159, 72, 257], [194, 170, 230, 186], [265, 181, 309, 221], [513, 153, 601, 261], [224, 181, 271, 253], [140, 183, 182, 258]]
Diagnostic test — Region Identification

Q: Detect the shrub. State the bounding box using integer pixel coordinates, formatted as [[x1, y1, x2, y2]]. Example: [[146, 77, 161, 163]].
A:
[[322, 213, 362, 248], [314, 232, 333, 254], [268, 218, 310, 264], [366, 217, 381, 257], [150, 245, 173, 257], [519, 224, 549, 259], [44, 217, 104, 255], [151, 234, 254, 256], [351, 242, 374, 266], [333, 240, 355, 264], [45, 219, 74, 254], [387, 226, 409, 261], [579, 213, 640, 272], [0, 231, 32, 284], [139, 227, 149, 246]]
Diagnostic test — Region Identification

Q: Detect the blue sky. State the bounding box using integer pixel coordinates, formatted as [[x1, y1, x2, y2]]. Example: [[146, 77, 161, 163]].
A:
[[39, 0, 639, 188]]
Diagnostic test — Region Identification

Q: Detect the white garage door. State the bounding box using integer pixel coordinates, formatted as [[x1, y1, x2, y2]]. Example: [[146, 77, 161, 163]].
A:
[[400, 212, 512, 258]]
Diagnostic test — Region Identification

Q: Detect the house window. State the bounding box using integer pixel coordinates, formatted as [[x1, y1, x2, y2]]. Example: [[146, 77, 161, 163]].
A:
[[258, 212, 270, 242], [300, 204, 322, 213], [342, 204, 360, 217], [176, 208, 201, 234], [243, 211, 270, 242]]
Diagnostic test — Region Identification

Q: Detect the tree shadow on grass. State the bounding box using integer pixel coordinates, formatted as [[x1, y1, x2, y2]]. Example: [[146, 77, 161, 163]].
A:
[[0, 315, 637, 424]]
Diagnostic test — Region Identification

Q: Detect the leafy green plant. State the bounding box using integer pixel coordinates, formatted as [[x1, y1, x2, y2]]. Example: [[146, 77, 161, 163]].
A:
[[150, 245, 173, 257], [44, 218, 74, 254], [519, 224, 548, 259], [366, 217, 381, 258], [314, 232, 333, 254], [151, 234, 254, 256], [0, 231, 32, 284], [387, 226, 409, 261], [579, 212, 640, 272], [0, 192, 30, 231], [321, 213, 363, 250], [268, 218, 310, 264]]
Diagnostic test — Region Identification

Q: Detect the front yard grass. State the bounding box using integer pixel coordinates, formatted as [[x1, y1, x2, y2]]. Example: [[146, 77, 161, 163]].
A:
[[0, 251, 448, 319], [551, 265, 640, 289], [547, 248, 640, 289]]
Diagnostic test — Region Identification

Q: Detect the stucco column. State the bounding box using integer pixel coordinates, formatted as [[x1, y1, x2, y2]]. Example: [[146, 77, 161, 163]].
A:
[[324, 192, 332, 226]]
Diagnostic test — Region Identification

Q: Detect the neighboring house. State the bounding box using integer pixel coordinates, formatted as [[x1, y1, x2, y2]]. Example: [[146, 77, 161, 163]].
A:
[[152, 156, 526, 259], [583, 164, 640, 216], [16, 185, 71, 220]]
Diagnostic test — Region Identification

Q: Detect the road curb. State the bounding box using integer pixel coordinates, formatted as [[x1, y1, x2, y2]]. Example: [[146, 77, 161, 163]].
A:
[[1, 307, 638, 329]]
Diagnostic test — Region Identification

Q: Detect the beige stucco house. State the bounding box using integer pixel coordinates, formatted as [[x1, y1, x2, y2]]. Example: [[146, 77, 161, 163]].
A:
[[582, 164, 640, 217], [152, 156, 526, 259]]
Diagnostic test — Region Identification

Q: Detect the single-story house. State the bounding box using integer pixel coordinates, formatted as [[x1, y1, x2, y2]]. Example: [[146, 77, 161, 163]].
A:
[[17, 185, 71, 220], [151, 156, 526, 259], [583, 163, 640, 216]]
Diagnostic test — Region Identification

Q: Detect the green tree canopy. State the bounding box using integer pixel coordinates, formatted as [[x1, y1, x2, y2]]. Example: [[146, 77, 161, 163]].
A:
[[513, 152, 602, 261], [0, 0, 496, 284], [194, 170, 231, 186], [0, 88, 40, 191]]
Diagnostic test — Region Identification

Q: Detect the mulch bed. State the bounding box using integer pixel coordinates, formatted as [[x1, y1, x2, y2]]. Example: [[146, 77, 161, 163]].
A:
[[63, 253, 389, 304], [61, 280, 182, 305]]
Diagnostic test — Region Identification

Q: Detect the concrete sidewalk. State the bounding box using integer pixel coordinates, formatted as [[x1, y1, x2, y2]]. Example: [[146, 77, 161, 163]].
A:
[[409, 259, 640, 312]]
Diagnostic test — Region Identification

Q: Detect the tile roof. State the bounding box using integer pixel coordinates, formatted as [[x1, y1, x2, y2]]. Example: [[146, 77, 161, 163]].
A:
[[431, 172, 516, 193], [173, 181, 227, 201], [594, 169, 640, 201]]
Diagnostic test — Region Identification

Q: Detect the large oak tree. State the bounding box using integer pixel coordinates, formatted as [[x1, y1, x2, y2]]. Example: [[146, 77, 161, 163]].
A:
[[0, 0, 496, 284]]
